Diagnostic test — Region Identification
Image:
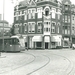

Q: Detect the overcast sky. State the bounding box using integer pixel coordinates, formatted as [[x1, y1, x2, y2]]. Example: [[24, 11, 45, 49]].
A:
[[0, 0, 75, 24]]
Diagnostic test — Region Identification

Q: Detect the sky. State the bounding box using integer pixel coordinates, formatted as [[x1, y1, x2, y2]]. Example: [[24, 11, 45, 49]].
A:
[[0, 0, 75, 25]]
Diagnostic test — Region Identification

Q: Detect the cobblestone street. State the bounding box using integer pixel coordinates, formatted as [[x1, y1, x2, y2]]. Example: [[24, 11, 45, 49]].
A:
[[0, 49, 75, 75]]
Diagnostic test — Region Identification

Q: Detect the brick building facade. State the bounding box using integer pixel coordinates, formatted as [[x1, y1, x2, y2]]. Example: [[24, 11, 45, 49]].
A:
[[13, 0, 75, 49]]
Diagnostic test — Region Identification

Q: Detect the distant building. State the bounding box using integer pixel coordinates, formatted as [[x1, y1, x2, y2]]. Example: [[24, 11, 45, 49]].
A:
[[71, 5, 75, 45], [0, 20, 10, 36], [61, 0, 72, 48]]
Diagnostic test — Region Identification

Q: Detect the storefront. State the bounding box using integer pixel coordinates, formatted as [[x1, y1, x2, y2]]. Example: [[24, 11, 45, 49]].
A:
[[63, 37, 70, 48], [32, 36, 42, 49], [51, 35, 62, 49]]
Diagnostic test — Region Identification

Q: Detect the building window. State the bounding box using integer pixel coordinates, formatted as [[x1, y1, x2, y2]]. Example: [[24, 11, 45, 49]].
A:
[[62, 26, 64, 34], [14, 24, 19, 34], [72, 26, 75, 34], [57, 23, 60, 33], [24, 24, 27, 33], [52, 8, 56, 19], [20, 11, 22, 15], [51, 23, 55, 33], [24, 11, 27, 20], [63, 16, 64, 22], [28, 9, 36, 19], [19, 23, 22, 34], [22, 10, 24, 14], [20, 16, 23, 20], [65, 5, 68, 10], [28, 9, 32, 19], [32, 23, 35, 32], [73, 16, 74, 20], [16, 16, 18, 21], [37, 22, 42, 33], [31, 9, 36, 19], [45, 8, 49, 16], [64, 26, 67, 34], [28, 22, 35, 33], [44, 22, 50, 32], [57, 9, 61, 20], [28, 23, 31, 32], [68, 26, 70, 34], [37, 7, 42, 18], [65, 15, 68, 23], [68, 16, 70, 23], [58, 14, 60, 20]]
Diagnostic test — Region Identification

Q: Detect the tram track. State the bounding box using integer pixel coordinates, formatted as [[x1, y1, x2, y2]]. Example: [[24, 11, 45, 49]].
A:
[[0, 52, 51, 75], [0, 51, 75, 75], [49, 52, 74, 75], [10, 52, 74, 75], [26, 54, 50, 75], [0, 52, 36, 74]]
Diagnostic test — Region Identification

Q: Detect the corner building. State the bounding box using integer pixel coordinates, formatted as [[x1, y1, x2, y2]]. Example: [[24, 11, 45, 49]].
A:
[[14, 0, 62, 49]]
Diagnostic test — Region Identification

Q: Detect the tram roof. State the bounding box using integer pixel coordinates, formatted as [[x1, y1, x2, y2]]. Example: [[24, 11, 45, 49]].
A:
[[0, 36, 19, 39]]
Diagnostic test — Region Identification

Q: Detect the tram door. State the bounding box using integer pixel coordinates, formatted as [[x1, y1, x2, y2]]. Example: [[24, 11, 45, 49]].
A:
[[45, 42, 48, 49]]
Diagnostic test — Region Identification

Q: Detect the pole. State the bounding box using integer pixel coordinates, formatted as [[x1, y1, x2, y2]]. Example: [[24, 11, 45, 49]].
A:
[[2, 0, 5, 52]]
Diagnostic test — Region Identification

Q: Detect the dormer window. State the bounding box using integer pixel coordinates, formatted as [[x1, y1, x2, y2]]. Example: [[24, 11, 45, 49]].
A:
[[45, 8, 49, 16]]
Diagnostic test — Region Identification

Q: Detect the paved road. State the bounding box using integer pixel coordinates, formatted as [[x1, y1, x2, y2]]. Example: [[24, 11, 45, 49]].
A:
[[0, 49, 75, 75]]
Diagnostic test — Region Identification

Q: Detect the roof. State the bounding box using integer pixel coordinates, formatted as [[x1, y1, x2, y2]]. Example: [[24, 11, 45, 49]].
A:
[[62, 0, 71, 4], [19, 0, 28, 7], [0, 20, 8, 24], [18, 0, 58, 7]]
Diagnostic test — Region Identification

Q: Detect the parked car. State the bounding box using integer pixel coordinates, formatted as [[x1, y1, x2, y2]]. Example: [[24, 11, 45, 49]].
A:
[[72, 44, 75, 49]]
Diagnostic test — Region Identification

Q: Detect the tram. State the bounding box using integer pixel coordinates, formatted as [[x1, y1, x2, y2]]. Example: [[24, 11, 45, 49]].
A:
[[0, 36, 25, 52]]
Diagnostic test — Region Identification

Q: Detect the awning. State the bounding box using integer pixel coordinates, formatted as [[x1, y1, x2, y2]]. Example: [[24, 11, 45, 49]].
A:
[[32, 36, 42, 42], [64, 38, 69, 41], [44, 36, 50, 42], [51, 36, 60, 42]]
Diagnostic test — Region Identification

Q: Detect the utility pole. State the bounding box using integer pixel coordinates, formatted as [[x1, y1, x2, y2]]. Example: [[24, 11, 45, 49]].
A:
[[2, 0, 5, 53]]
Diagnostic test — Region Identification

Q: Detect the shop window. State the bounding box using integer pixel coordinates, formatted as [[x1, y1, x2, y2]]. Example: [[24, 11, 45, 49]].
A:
[[64, 41, 68, 46], [36, 42, 42, 48]]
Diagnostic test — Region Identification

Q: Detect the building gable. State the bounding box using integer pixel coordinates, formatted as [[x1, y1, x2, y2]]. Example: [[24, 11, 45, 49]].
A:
[[28, 0, 36, 6], [62, 0, 71, 5]]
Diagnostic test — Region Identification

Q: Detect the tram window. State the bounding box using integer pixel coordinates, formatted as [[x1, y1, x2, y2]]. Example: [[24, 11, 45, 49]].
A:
[[12, 38, 19, 45], [0, 40, 2, 45]]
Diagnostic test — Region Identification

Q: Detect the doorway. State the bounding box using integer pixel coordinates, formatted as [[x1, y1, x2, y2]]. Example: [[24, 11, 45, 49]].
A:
[[45, 42, 48, 49]]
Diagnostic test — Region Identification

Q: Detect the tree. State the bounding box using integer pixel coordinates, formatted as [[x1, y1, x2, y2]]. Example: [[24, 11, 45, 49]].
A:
[[10, 24, 15, 36]]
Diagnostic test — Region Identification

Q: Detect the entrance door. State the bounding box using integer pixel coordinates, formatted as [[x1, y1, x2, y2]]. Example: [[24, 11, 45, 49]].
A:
[[45, 42, 48, 49]]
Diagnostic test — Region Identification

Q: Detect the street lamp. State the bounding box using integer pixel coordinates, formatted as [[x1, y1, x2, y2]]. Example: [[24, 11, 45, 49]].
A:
[[1, 0, 18, 53], [2, 0, 5, 52]]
